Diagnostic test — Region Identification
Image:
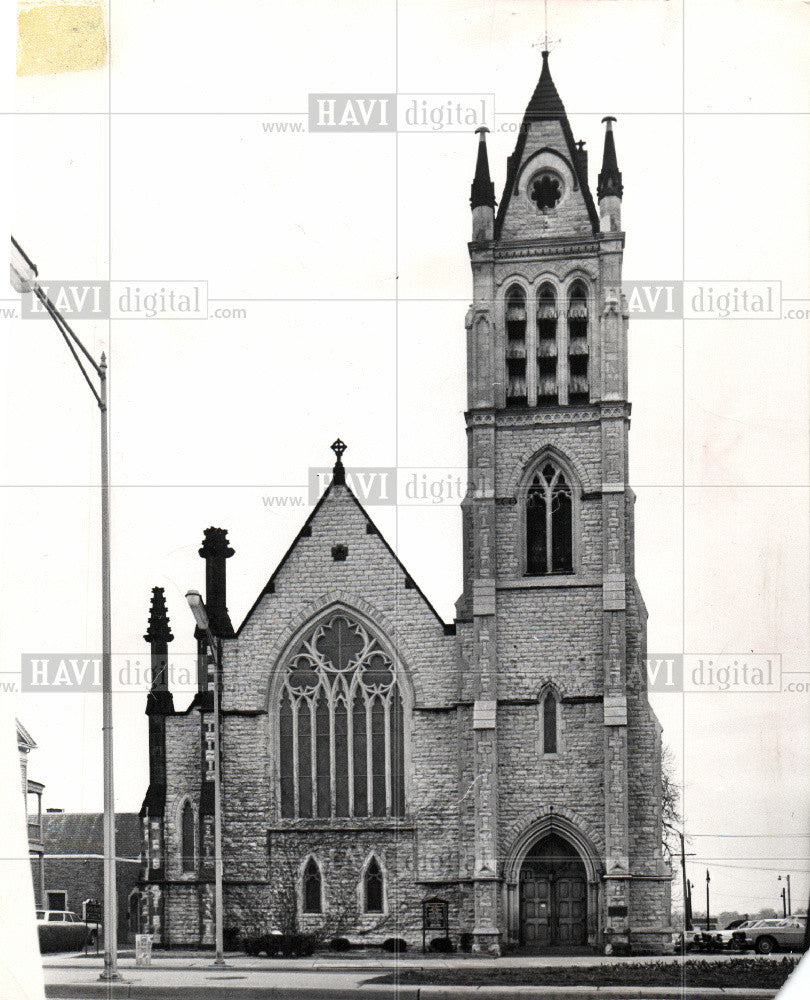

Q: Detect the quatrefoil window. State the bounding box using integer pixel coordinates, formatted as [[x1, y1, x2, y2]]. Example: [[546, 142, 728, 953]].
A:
[[530, 172, 562, 212]]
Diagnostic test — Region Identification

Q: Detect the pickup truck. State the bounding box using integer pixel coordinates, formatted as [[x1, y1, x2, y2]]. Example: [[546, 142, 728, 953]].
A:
[[36, 910, 99, 952]]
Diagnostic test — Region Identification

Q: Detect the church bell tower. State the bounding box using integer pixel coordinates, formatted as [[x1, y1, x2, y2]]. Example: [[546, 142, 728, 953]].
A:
[[458, 49, 659, 953]]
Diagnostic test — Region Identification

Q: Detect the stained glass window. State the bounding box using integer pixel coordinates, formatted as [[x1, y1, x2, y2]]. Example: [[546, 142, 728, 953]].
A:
[[279, 613, 406, 818]]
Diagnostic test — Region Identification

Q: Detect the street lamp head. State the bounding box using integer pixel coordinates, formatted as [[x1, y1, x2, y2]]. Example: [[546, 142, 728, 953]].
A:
[[11, 236, 38, 294], [185, 590, 209, 630]]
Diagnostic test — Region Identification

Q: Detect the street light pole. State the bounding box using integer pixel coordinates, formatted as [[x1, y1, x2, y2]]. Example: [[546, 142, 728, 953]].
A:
[[99, 356, 118, 981], [185, 591, 225, 966], [705, 870, 710, 931], [10, 237, 118, 981]]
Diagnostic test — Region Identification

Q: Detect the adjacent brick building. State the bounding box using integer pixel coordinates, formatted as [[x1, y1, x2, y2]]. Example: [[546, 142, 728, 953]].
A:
[[136, 53, 671, 953], [40, 812, 142, 942]]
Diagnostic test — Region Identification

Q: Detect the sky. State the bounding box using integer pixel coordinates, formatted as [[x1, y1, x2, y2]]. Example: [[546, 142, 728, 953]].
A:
[[1, 0, 809, 918]]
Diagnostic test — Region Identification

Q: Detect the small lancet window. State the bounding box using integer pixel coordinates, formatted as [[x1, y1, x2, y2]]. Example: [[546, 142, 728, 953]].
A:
[[537, 283, 558, 405], [364, 857, 384, 913], [526, 462, 573, 576], [303, 857, 322, 914], [181, 801, 195, 872], [568, 282, 589, 404], [542, 692, 558, 754], [505, 285, 527, 407]]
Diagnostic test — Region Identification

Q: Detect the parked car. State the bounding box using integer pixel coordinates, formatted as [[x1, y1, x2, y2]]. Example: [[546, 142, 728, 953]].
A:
[[36, 910, 97, 952], [733, 917, 807, 954], [672, 928, 699, 951], [698, 918, 760, 951]]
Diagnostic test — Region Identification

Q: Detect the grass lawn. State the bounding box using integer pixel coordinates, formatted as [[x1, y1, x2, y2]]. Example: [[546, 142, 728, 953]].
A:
[[368, 957, 799, 989]]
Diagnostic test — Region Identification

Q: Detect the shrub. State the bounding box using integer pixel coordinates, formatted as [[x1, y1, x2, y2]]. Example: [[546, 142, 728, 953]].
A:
[[382, 937, 408, 954], [243, 935, 265, 956], [430, 936, 455, 953], [280, 933, 318, 957], [223, 927, 241, 950], [458, 932, 472, 953], [330, 937, 352, 952]]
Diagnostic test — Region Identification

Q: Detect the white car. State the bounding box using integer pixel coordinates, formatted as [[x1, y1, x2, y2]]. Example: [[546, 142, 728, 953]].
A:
[[36, 910, 98, 951], [734, 917, 807, 954]]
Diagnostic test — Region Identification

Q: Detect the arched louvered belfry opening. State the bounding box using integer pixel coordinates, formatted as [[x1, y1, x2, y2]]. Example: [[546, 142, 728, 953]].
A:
[[505, 284, 527, 406], [536, 283, 558, 405], [526, 460, 574, 576], [567, 280, 589, 404], [277, 611, 407, 820]]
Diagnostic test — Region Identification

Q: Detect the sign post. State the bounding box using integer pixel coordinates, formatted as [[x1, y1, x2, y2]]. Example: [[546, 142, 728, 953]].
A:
[[421, 897, 449, 953], [83, 899, 102, 955]]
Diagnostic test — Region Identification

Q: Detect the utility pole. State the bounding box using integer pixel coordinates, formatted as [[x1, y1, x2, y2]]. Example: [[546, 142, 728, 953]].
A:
[[680, 832, 694, 930], [779, 875, 792, 916], [686, 880, 694, 930], [705, 869, 711, 930], [780, 887, 787, 918]]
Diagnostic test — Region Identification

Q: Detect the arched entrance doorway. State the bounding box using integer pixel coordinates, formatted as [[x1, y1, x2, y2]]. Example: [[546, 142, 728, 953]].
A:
[[519, 833, 587, 948]]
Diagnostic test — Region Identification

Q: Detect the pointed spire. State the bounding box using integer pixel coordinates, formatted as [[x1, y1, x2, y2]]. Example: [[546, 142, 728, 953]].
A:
[[144, 586, 174, 645], [597, 116, 623, 200], [470, 127, 495, 209], [524, 51, 567, 121]]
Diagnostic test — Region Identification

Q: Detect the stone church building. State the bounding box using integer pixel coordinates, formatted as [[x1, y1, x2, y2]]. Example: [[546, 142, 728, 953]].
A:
[[137, 53, 672, 953]]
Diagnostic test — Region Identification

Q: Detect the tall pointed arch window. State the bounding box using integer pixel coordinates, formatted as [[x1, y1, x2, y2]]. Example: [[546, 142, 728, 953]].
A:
[[542, 691, 558, 754], [526, 461, 573, 576], [278, 613, 406, 819], [505, 285, 527, 406], [536, 283, 558, 405], [567, 281, 589, 404], [302, 857, 322, 914], [181, 800, 195, 873], [364, 857, 384, 913]]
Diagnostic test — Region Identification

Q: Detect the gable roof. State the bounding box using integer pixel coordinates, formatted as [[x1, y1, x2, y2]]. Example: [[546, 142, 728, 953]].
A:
[[495, 52, 600, 238], [236, 479, 454, 637], [16, 718, 36, 750], [41, 812, 142, 857]]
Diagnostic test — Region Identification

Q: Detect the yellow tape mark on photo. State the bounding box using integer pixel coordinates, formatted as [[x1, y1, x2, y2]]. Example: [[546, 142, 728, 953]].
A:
[[17, 0, 107, 76]]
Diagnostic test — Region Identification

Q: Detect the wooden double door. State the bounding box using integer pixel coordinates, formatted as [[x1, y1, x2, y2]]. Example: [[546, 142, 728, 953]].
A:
[[520, 845, 587, 948]]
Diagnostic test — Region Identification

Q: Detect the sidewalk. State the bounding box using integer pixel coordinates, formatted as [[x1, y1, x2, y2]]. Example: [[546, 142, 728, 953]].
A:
[[42, 954, 783, 1000]]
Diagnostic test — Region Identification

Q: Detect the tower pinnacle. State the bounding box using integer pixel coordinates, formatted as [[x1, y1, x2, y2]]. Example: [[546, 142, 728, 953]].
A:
[[597, 116, 623, 200], [144, 586, 174, 645], [470, 127, 495, 209], [597, 116, 623, 232]]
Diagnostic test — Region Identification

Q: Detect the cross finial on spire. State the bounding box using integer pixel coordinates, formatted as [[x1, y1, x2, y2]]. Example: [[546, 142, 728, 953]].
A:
[[532, 0, 561, 56], [331, 438, 347, 486]]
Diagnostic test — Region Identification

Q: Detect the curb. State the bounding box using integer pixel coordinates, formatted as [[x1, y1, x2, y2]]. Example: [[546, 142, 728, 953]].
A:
[[44, 985, 780, 1000]]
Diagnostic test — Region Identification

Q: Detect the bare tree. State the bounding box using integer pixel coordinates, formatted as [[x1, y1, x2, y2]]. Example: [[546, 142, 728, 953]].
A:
[[661, 743, 683, 865]]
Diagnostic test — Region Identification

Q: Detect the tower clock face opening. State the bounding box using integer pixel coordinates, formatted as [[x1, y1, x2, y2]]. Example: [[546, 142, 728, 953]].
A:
[[530, 171, 563, 211]]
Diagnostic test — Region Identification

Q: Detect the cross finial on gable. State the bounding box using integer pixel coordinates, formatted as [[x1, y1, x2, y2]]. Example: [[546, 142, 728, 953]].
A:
[[331, 438, 347, 486]]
